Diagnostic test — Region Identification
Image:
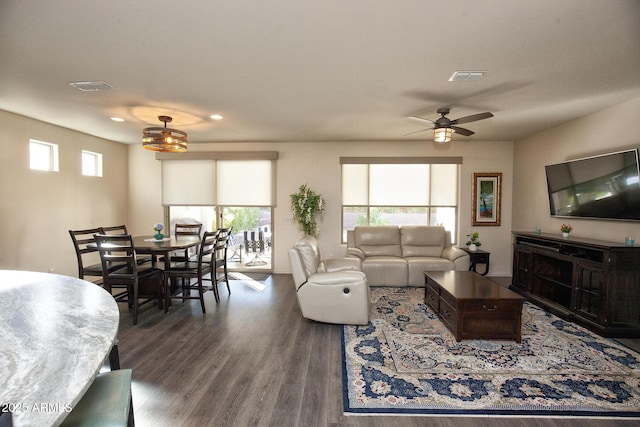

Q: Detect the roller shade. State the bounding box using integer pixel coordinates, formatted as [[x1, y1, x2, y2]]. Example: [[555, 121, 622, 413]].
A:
[[162, 160, 215, 205], [217, 160, 273, 206]]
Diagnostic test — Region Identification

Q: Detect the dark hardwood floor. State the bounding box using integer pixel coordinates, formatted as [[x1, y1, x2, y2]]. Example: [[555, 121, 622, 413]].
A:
[[114, 274, 640, 427]]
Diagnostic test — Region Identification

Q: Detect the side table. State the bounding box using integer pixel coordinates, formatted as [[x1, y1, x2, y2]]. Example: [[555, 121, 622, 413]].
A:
[[459, 247, 490, 276]]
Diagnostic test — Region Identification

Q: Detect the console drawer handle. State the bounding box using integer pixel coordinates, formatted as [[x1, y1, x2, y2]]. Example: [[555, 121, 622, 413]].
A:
[[483, 304, 498, 312]]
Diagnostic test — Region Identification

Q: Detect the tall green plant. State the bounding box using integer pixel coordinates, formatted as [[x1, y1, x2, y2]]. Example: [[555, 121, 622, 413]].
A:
[[290, 184, 325, 237]]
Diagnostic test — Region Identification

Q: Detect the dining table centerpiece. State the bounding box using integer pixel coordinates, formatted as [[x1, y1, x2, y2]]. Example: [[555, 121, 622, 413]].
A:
[[290, 184, 325, 237], [153, 223, 165, 240]]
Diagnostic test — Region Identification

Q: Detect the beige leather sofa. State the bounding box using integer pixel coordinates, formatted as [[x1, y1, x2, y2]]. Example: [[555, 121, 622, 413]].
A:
[[288, 235, 369, 325], [346, 225, 470, 287]]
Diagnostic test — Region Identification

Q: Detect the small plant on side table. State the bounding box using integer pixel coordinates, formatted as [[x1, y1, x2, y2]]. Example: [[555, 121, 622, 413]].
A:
[[465, 232, 482, 251]]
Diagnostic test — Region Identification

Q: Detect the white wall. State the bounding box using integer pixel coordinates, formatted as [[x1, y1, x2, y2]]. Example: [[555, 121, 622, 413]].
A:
[[128, 139, 515, 277], [5, 95, 639, 280], [513, 96, 640, 242], [0, 110, 129, 276]]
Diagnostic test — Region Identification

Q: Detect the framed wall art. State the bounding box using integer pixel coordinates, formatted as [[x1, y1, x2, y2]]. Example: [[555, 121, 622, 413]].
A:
[[472, 172, 502, 226]]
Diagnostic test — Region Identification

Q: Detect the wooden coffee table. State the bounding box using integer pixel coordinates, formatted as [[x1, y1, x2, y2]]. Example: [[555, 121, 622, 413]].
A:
[[425, 271, 526, 342]]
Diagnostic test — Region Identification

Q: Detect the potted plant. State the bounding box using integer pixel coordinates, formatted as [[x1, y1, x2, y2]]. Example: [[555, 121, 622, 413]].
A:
[[560, 224, 573, 238], [465, 232, 481, 252], [290, 184, 325, 237]]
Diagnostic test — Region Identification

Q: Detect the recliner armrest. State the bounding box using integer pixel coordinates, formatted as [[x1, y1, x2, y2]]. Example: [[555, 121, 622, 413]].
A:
[[319, 257, 362, 273], [307, 270, 366, 285]]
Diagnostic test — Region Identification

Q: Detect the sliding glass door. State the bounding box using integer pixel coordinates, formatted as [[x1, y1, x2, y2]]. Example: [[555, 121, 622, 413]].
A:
[[165, 205, 273, 272], [160, 154, 276, 273], [220, 206, 272, 271]]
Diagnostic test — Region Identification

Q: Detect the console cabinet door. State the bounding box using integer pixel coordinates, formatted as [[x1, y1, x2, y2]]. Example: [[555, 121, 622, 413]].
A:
[[574, 262, 603, 323], [512, 246, 531, 292]]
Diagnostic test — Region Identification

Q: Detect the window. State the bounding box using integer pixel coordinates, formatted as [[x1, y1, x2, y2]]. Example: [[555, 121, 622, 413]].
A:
[[29, 139, 59, 171], [341, 157, 461, 242], [82, 150, 103, 176], [159, 153, 278, 272]]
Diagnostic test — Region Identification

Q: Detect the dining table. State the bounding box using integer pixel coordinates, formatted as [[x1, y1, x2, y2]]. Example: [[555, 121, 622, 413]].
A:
[[131, 234, 202, 269], [0, 270, 119, 427]]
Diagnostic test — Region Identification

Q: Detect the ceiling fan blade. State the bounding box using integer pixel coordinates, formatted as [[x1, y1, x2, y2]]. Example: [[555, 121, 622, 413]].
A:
[[403, 128, 433, 137], [406, 115, 435, 124], [451, 126, 474, 136], [451, 112, 493, 125]]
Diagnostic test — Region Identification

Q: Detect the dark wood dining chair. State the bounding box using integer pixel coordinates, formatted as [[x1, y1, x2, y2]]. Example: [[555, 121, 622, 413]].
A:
[[163, 231, 217, 313], [213, 227, 232, 300], [100, 225, 152, 265], [170, 222, 203, 262], [69, 228, 107, 285], [99, 224, 129, 235], [94, 234, 164, 325]]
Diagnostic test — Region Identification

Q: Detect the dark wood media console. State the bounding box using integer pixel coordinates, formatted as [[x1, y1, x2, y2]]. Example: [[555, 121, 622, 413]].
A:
[[511, 231, 640, 337]]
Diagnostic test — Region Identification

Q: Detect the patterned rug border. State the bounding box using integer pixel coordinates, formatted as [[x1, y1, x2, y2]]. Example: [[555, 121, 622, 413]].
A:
[[341, 288, 640, 418]]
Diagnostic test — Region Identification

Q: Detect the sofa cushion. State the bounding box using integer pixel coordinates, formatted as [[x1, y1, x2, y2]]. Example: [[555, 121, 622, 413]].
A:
[[354, 226, 402, 257], [360, 244, 402, 257], [401, 226, 445, 257], [362, 256, 407, 286]]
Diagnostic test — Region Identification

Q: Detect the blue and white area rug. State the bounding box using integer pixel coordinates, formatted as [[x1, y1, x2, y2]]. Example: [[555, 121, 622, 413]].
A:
[[342, 287, 640, 417]]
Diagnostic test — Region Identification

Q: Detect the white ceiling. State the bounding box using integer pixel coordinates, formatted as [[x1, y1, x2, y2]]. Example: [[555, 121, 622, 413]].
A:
[[1, 0, 639, 145]]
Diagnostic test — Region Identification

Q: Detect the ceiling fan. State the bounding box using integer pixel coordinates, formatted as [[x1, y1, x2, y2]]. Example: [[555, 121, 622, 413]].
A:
[[406, 108, 494, 143]]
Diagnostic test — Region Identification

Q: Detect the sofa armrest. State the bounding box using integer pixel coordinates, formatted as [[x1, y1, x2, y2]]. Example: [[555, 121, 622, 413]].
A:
[[442, 247, 470, 271], [442, 246, 468, 262], [347, 247, 365, 260], [320, 257, 362, 273]]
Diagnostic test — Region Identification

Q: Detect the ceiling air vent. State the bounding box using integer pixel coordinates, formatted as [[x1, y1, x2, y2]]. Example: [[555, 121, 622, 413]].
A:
[[68, 81, 113, 91], [448, 71, 485, 82]]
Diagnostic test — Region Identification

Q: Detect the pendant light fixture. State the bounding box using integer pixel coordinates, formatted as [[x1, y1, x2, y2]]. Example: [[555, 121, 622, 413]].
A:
[[142, 115, 187, 152]]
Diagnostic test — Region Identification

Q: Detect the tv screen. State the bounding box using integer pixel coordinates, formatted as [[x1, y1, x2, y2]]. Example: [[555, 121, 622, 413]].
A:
[[545, 149, 640, 221]]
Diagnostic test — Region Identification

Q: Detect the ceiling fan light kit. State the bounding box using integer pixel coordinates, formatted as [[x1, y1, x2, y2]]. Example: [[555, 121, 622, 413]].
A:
[[434, 127, 454, 143], [142, 115, 188, 152], [406, 108, 494, 143]]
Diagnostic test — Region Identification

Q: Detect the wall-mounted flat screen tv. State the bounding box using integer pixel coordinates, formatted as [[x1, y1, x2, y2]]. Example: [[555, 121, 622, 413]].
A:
[[545, 149, 640, 221]]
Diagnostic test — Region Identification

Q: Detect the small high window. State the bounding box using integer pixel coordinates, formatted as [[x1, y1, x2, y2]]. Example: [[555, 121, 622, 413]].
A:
[[29, 139, 59, 171], [82, 150, 103, 177]]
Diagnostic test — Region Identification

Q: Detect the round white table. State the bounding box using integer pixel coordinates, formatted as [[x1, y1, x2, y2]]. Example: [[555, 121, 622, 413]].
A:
[[0, 270, 120, 426]]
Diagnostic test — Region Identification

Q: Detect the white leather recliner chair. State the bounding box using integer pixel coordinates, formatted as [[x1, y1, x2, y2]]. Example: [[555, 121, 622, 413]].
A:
[[288, 236, 370, 325]]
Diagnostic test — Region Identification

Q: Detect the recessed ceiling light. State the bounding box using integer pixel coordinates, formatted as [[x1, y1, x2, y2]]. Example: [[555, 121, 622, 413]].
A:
[[110, 117, 125, 122], [69, 81, 113, 91], [448, 71, 486, 82], [210, 114, 223, 120]]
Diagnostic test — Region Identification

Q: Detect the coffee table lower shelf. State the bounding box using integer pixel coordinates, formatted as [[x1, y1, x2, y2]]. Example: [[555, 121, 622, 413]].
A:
[[425, 271, 526, 343]]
